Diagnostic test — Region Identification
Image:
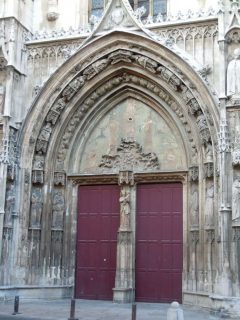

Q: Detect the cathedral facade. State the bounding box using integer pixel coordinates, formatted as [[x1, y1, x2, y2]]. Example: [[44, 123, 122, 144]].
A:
[[1, 0, 240, 317]]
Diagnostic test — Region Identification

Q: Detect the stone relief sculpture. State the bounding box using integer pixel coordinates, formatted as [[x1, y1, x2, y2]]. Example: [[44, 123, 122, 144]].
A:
[[99, 138, 160, 171], [232, 177, 240, 220], [4, 184, 15, 226], [191, 187, 199, 226], [30, 188, 43, 228], [196, 111, 211, 145], [227, 49, 240, 98], [119, 187, 131, 230], [36, 123, 52, 154], [52, 191, 65, 228], [205, 184, 214, 227]]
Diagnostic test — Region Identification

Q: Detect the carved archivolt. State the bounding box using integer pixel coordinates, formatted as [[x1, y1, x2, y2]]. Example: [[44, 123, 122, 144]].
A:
[[29, 46, 216, 181], [55, 73, 199, 171]]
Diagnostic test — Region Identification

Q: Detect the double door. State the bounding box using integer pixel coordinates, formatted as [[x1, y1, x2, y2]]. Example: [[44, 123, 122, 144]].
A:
[[75, 183, 183, 302]]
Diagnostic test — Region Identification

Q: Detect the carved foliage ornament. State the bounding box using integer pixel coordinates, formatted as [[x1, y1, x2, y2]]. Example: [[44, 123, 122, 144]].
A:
[[99, 138, 160, 172]]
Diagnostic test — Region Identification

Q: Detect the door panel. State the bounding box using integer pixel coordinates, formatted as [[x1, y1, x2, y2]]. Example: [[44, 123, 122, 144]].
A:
[[136, 183, 183, 303], [75, 185, 120, 300]]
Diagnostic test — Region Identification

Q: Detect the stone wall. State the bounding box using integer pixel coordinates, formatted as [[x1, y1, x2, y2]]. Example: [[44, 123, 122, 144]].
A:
[[0, 0, 240, 318]]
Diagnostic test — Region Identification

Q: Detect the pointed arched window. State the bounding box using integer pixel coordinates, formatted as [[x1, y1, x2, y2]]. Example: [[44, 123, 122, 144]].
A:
[[153, 0, 167, 16], [129, 0, 167, 17], [90, 0, 167, 19], [91, 0, 104, 17]]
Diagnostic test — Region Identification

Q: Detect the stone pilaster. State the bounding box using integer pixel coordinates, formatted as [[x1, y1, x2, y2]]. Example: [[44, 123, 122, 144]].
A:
[[216, 115, 233, 296]]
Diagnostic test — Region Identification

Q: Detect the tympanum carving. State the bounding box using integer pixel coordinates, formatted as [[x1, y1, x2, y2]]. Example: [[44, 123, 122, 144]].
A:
[[99, 138, 160, 172]]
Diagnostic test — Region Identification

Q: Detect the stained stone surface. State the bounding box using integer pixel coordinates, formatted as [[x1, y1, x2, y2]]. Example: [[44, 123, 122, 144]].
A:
[[80, 98, 186, 173]]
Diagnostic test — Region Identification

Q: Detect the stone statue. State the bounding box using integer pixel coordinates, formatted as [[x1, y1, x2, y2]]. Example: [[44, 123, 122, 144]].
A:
[[4, 184, 15, 226], [119, 187, 130, 230], [36, 123, 52, 154], [205, 184, 214, 226], [227, 48, 240, 97], [52, 191, 65, 228], [232, 177, 240, 220], [191, 188, 199, 226], [30, 188, 43, 228]]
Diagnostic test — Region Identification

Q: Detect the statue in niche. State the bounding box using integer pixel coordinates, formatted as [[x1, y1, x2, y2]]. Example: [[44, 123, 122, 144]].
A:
[[4, 184, 15, 226], [119, 187, 131, 230], [30, 188, 43, 228], [205, 142, 213, 162], [191, 188, 199, 226], [52, 191, 65, 228], [205, 184, 214, 227], [227, 49, 240, 98], [232, 177, 240, 220]]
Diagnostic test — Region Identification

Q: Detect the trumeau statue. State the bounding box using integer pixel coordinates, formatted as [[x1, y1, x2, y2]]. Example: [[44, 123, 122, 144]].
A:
[[119, 186, 131, 230], [227, 48, 240, 98]]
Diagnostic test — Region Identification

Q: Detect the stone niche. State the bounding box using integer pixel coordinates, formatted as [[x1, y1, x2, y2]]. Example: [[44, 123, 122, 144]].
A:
[[79, 98, 186, 174]]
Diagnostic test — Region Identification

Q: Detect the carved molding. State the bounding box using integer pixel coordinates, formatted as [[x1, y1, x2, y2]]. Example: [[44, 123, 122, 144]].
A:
[[134, 171, 187, 183], [190, 230, 200, 244], [69, 174, 118, 186], [118, 230, 132, 245], [118, 171, 134, 186], [68, 171, 186, 185], [218, 120, 231, 153], [206, 229, 215, 243]]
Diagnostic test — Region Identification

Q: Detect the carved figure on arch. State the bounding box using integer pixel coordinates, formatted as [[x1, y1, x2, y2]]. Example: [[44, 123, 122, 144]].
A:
[[36, 123, 52, 154], [133, 55, 158, 73], [83, 58, 109, 80]]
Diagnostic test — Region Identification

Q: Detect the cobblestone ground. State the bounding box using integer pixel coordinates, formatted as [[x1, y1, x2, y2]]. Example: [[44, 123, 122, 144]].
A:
[[0, 299, 227, 320]]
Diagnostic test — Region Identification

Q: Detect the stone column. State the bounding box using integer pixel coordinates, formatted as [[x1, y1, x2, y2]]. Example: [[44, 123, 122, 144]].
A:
[[113, 171, 134, 303], [217, 117, 232, 296]]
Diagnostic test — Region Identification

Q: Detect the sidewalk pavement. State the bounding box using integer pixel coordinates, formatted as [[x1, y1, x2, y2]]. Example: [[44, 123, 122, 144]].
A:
[[0, 299, 226, 320]]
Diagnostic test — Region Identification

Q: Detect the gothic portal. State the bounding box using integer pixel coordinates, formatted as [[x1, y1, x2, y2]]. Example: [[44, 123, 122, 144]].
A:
[[1, 0, 240, 318]]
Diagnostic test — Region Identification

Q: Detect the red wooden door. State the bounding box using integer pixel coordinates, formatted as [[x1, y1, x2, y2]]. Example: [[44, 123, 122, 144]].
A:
[[136, 183, 183, 303], [75, 185, 120, 300]]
